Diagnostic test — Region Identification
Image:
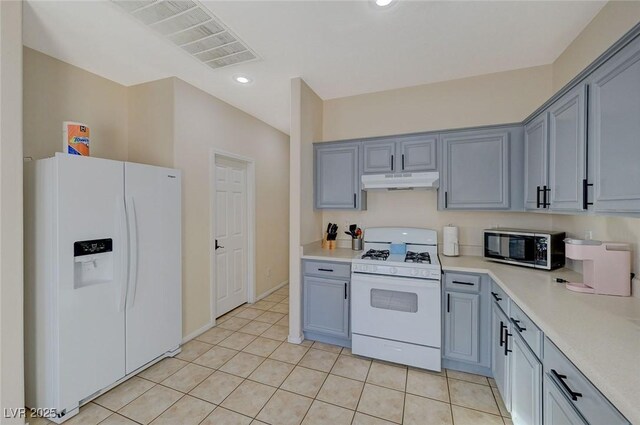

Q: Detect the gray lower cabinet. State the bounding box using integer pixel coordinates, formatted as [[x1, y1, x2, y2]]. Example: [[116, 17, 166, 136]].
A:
[[510, 332, 542, 425], [544, 374, 587, 425], [302, 260, 350, 347], [548, 84, 587, 212], [314, 142, 365, 210], [440, 128, 511, 210], [524, 113, 549, 210], [443, 272, 492, 375], [588, 35, 640, 213], [362, 135, 437, 174], [491, 301, 511, 411], [444, 291, 479, 363]]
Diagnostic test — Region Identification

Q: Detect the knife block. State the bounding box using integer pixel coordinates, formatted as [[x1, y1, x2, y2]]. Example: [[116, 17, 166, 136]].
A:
[[321, 234, 336, 250]]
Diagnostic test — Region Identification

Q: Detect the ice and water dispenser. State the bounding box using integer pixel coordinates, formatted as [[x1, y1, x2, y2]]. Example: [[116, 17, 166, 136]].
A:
[[74, 238, 114, 288]]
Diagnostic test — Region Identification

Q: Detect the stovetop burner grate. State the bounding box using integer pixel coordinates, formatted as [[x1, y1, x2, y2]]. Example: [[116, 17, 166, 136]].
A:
[[361, 249, 390, 261], [405, 251, 432, 264]]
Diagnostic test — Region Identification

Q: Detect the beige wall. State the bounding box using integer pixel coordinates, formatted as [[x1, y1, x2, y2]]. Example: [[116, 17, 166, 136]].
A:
[[323, 65, 552, 141], [550, 1, 640, 294], [127, 78, 174, 168], [173, 78, 290, 337], [552, 1, 640, 91], [321, 66, 555, 253], [23, 47, 128, 161], [289, 78, 324, 342], [1, 1, 24, 421]]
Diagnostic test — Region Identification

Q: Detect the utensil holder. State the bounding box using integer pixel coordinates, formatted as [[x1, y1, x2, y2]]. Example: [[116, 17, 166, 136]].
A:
[[352, 238, 363, 251]]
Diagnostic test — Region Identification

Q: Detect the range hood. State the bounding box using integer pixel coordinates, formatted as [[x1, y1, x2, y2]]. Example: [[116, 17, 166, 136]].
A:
[[361, 172, 439, 191]]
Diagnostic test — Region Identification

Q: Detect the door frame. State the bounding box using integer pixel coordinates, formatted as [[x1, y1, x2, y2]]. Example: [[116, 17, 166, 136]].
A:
[[209, 149, 256, 324]]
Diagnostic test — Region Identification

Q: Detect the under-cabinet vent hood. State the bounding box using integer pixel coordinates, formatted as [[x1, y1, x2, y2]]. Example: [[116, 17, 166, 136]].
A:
[[361, 172, 439, 191]]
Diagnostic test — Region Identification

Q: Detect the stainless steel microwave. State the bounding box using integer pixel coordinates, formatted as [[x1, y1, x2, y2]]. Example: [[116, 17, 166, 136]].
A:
[[483, 228, 566, 270]]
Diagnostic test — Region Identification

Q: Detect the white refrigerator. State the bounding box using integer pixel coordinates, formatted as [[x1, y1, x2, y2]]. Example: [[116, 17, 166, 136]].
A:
[[25, 153, 182, 423]]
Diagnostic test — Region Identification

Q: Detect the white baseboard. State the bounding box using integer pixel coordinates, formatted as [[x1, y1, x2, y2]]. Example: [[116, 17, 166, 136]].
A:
[[287, 333, 304, 344], [181, 320, 214, 344], [254, 279, 289, 302]]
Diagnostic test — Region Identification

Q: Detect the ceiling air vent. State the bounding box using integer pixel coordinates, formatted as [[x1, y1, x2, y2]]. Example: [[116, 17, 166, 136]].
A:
[[112, 0, 258, 70]]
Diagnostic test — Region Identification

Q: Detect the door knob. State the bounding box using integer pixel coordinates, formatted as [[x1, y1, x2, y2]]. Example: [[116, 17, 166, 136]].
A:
[[215, 239, 224, 250]]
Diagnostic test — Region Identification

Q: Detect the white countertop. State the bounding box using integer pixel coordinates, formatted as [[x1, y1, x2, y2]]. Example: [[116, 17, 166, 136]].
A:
[[301, 241, 363, 263], [301, 247, 640, 423]]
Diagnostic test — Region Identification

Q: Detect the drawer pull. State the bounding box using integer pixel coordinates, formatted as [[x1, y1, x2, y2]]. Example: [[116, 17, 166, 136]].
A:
[[318, 268, 334, 272], [512, 319, 527, 333], [551, 369, 583, 401], [499, 321, 506, 347], [491, 291, 503, 301], [452, 280, 475, 286]]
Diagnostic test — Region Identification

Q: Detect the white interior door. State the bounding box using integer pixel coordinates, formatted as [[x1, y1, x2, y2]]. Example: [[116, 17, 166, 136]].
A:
[[214, 156, 249, 317]]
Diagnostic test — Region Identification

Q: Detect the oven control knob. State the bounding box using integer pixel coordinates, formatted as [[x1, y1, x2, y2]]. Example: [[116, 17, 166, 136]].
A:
[[390, 267, 397, 275]]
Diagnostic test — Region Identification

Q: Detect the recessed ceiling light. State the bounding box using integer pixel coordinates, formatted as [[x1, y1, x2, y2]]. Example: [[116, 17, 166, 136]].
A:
[[234, 75, 252, 84], [375, 0, 394, 7]]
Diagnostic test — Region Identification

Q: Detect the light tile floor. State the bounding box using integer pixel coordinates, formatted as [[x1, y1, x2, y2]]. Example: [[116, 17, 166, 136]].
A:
[[30, 285, 512, 425]]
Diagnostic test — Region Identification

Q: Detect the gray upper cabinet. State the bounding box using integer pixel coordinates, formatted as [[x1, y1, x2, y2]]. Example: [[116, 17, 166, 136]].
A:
[[548, 84, 587, 212], [440, 129, 510, 210], [524, 114, 549, 210], [363, 140, 396, 174], [588, 35, 640, 213], [397, 135, 437, 172], [362, 135, 437, 174], [315, 142, 365, 210]]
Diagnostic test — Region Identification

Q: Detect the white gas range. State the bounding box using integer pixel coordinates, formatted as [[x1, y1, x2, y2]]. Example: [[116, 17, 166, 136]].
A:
[[351, 227, 442, 371]]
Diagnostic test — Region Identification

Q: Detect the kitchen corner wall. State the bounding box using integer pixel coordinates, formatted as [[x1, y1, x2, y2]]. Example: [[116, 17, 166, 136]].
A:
[[23, 51, 290, 339], [321, 65, 555, 254], [289, 78, 324, 342]]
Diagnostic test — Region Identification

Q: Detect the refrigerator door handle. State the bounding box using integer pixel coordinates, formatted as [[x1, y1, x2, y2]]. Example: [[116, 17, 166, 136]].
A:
[[118, 196, 129, 312], [125, 197, 139, 310]]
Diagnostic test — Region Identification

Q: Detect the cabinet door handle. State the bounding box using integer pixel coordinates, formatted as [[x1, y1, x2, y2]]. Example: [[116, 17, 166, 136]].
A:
[[402, 154, 405, 170], [511, 318, 527, 333], [504, 331, 512, 356], [353, 193, 357, 209], [543, 185, 550, 208], [318, 268, 334, 272], [491, 292, 503, 302], [452, 280, 474, 286], [551, 369, 583, 401], [344, 282, 348, 299], [499, 321, 506, 347], [446, 293, 450, 313], [445, 191, 448, 208], [391, 154, 394, 171], [536, 186, 541, 208], [582, 179, 593, 210]]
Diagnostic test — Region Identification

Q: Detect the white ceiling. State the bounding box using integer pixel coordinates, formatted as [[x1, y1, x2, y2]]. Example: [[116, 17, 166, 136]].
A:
[[23, 1, 606, 134]]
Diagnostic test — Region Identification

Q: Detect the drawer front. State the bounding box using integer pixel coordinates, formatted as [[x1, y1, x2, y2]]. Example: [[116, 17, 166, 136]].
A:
[[543, 338, 629, 425], [490, 280, 509, 314], [444, 272, 481, 292], [352, 333, 441, 371], [303, 260, 351, 279], [509, 301, 543, 359]]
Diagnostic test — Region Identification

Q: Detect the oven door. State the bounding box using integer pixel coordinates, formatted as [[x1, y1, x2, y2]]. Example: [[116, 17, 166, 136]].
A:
[[484, 232, 537, 267], [351, 273, 441, 348]]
